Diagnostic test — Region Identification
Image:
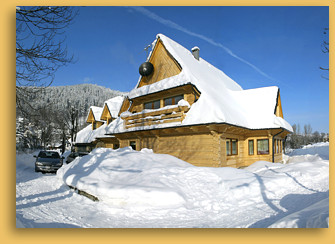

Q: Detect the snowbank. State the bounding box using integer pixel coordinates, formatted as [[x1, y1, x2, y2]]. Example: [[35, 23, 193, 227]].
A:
[[57, 146, 328, 227], [269, 198, 329, 228], [285, 142, 329, 163], [57, 147, 191, 209], [16, 142, 329, 228]]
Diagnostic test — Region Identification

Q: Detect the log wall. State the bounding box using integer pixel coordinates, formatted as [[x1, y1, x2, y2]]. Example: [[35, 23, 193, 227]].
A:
[[115, 125, 289, 168]]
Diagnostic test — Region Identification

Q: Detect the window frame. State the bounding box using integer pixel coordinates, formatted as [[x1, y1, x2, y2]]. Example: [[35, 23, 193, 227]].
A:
[[248, 139, 254, 155], [257, 139, 270, 155], [226, 138, 238, 156], [144, 100, 160, 110], [226, 140, 231, 156], [164, 94, 184, 106], [276, 139, 280, 154]]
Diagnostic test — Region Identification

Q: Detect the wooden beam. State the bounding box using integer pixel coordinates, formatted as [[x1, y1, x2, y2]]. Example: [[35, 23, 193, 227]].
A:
[[188, 125, 206, 133], [207, 124, 220, 134], [174, 126, 193, 135]]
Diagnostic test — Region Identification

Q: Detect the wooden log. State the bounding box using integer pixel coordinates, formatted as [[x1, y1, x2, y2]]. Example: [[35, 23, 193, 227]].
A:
[[68, 185, 99, 202]]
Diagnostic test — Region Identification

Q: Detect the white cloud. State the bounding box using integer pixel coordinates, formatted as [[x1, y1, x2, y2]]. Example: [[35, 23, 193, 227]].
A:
[[129, 6, 275, 82]]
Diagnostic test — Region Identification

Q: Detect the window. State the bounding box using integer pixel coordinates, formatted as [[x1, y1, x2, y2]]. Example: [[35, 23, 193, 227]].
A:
[[226, 139, 238, 156], [164, 95, 184, 106], [257, 139, 269, 155], [248, 140, 254, 155], [276, 139, 279, 154], [226, 140, 231, 156], [144, 100, 160, 109], [38, 151, 60, 159], [130, 141, 136, 150], [232, 139, 238, 155], [164, 97, 173, 106]]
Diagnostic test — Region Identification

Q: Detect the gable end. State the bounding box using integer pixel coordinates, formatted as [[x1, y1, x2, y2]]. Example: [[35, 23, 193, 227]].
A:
[[137, 37, 182, 88], [274, 89, 284, 118]]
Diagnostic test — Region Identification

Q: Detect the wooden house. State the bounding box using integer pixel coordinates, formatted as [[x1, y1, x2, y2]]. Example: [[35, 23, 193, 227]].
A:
[[74, 96, 125, 152], [86, 106, 104, 130], [81, 34, 292, 168]]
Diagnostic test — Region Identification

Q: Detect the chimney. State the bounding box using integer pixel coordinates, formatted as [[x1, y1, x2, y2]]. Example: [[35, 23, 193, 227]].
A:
[[191, 46, 200, 60]]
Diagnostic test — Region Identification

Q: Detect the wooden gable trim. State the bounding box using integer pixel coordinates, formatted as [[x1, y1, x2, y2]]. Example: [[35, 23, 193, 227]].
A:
[[274, 89, 284, 118], [117, 97, 131, 117], [100, 103, 111, 121], [86, 108, 96, 123], [137, 37, 182, 88]]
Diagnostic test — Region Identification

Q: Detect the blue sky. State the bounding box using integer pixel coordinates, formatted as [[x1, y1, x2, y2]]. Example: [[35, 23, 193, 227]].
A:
[[51, 6, 329, 133]]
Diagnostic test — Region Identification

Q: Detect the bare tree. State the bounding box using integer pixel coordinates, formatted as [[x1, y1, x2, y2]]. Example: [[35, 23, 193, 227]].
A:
[[320, 27, 329, 80], [287, 123, 325, 149], [62, 106, 79, 152], [53, 105, 79, 153], [16, 6, 78, 115], [304, 124, 312, 136]]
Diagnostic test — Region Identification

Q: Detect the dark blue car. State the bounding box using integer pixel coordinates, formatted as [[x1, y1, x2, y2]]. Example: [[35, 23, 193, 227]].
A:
[[34, 151, 64, 173]]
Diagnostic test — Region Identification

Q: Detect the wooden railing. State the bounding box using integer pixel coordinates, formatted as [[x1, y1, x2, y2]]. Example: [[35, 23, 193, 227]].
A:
[[121, 105, 190, 129]]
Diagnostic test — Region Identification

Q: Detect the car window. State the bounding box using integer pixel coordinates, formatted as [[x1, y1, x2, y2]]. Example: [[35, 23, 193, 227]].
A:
[[38, 151, 60, 158], [38, 152, 46, 158], [50, 152, 60, 158]]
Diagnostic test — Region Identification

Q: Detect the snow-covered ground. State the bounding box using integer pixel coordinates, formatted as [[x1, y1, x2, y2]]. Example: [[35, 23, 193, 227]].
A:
[[16, 143, 329, 228]]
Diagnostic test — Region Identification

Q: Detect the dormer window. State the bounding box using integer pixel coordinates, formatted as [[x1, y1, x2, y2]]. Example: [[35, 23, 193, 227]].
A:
[[144, 100, 160, 109], [164, 95, 183, 106]]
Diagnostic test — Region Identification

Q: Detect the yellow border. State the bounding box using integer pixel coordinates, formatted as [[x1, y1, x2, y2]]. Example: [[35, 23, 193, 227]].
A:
[[2, 1, 333, 244]]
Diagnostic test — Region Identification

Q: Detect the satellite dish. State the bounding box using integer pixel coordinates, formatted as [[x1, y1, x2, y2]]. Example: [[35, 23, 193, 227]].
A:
[[139, 62, 154, 76]]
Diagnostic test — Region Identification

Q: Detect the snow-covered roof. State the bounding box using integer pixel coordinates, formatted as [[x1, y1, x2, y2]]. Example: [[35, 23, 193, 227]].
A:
[[75, 123, 109, 144], [106, 33, 292, 134], [129, 34, 242, 99], [78, 97, 125, 144], [102, 96, 125, 119], [88, 106, 104, 122]]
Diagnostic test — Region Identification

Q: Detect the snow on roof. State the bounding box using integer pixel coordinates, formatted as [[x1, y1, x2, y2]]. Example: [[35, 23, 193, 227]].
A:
[[79, 97, 125, 143], [88, 106, 104, 122], [75, 123, 108, 144], [107, 34, 293, 134], [129, 33, 242, 99], [102, 96, 125, 119]]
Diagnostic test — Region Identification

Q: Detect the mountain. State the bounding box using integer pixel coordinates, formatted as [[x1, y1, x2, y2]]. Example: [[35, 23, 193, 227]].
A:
[[16, 84, 128, 151], [18, 84, 127, 119]]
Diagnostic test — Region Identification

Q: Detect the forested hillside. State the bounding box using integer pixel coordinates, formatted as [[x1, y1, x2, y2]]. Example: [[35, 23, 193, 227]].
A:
[[17, 84, 127, 119], [16, 84, 127, 151]]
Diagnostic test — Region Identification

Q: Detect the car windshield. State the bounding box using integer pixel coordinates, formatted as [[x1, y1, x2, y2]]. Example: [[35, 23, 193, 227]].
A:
[[38, 151, 60, 158]]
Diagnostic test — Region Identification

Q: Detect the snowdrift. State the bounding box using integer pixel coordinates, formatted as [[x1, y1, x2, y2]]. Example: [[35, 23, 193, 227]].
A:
[[57, 147, 192, 208], [287, 142, 329, 160], [57, 146, 329, 227]]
